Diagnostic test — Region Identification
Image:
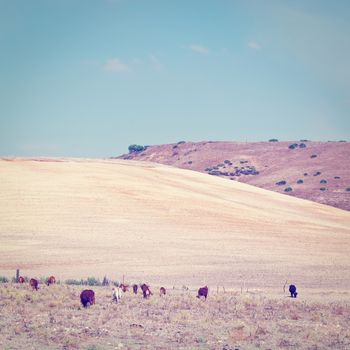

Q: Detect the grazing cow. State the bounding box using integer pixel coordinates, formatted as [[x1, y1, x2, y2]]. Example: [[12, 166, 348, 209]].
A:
[[112, 287, 122, 303], [159, 287, 166, 296], [140, 283, 152, 298], [18, 276, 25, 284], [29, 278, 39, 291], [133, 284, 138, 294], [289, 284, 298, 298], [120, 284, 129, 293], [80, 289, 95, 308], [46, 276, 56, 286], [197, 286, 208, 299]]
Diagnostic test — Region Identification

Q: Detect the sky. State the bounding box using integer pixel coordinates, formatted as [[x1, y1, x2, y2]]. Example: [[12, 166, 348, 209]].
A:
[[1, 0, 350, 157]]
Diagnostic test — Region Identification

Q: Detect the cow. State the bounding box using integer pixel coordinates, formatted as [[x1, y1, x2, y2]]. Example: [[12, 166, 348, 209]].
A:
[[120, 284, 129, 293], [289, 284, 298, 298], [29, 278, 39, 291], [80, 289, 95, 308], [159, 287, 166, 296], [46, 276, 56, 286], [133, 284, 138, 294], [112, 287, 122, 303], [140, 283, 152, 298], [197, 286, 208, 299], [18, 276, 25, 284]]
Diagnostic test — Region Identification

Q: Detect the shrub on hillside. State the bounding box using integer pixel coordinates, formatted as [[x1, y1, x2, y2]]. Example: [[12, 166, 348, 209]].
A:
[[276, 180, 287, 186], [297, 179, 304, 184], [177, 141, 186, 145], [128, 144, 146, 153], [320, 179, 327, 184], [187, 161, 193, 164], [269, 138, 278, 142], [304, 173, 308, 176], [299, 143, 307, 148], [310, 154, 317, 159], [334, 176, 340, 179], [320, 187, 327, 191], [346, 188, 350, 192], [313, 171, 321, 176], [284, 187, 293, 192], [288, 143, 298, 149], [300, 139, 310, 142]]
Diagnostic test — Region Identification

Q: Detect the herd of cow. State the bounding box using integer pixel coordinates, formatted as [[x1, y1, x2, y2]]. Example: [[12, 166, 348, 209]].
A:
[[16, 276, 298, 308]]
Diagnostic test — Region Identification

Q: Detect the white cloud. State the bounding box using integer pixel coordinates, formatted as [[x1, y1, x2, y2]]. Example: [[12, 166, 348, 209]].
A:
[[103, 58, 129, 73], [189, 44, 209, 54], [248, 41, 262, 50]]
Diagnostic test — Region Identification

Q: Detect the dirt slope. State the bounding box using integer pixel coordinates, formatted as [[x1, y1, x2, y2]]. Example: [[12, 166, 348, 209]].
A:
[[0, 158, 349, 290], [117, 141, 350, 211]]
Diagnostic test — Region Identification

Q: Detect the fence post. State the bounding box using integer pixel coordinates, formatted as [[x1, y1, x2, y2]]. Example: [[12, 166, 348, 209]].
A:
[[16, 269, 20, 283]]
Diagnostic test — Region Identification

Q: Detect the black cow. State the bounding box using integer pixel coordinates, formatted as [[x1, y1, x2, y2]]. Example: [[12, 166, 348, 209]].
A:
[[80, 289, 95, 308], [140, 283, 152, 298], [289, 284, 298, 298], [197, 286, 208, 299], [29, 278, 39, 291]]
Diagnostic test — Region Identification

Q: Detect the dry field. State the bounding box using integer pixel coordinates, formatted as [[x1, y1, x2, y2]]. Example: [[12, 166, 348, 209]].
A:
[[0, 158, 350, 290], [0, 158, 350, 349], [0, 283, 349, 350]]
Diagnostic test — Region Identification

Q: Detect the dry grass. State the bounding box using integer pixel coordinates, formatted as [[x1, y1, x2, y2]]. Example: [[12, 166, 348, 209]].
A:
[[0, 284, 349, 350]]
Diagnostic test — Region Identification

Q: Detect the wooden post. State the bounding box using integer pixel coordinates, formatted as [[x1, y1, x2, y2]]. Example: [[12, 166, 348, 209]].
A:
[[16, 269, 20, 283]]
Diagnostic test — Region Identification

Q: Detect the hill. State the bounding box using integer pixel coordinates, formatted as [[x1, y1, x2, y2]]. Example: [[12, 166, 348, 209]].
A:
[[0, 158, 349, 291], [117, 141, 350, 211]]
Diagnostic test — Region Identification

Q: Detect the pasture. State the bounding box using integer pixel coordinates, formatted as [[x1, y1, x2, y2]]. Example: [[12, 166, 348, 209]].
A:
[[0, 283, 349, 350]]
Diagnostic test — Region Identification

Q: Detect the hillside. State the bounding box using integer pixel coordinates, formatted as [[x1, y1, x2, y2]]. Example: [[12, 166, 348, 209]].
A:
[[1, 158, 350, 291], [117, 141, 350, 211]]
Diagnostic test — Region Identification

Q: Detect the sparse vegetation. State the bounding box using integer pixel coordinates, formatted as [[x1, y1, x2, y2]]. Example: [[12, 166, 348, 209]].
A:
[[297, 179, 304, 184], [313, 171, 321, 176], [284, 187, 293, 192], [304, 173, 308, 176], [269, 138, 278, 142], [187, 161, 193, 164], [177, 141, 186, 145], [0, 276, 9, 283], [288, 143, 298, 149], [320, 187, 327, 191], [310, 154, 317, 159], [299, 143, 307, 148], [0, 284, 349, 350], [320, 179, 327, 184], [346, 188, 350, 192]]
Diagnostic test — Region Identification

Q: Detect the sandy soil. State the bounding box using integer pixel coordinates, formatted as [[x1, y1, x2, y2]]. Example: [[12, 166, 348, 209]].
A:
[[0, 158, 349, 291]]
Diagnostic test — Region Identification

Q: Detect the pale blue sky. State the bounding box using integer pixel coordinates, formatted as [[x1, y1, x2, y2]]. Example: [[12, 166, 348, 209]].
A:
[[1, 0, 349, 157]]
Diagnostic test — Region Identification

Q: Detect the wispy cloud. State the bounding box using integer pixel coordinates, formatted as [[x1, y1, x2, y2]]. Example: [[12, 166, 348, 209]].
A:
[[189, 44, 209, 54], [149, 54, 163, 70], [248, 41, 262, 50], [103, 58, 129, 73]]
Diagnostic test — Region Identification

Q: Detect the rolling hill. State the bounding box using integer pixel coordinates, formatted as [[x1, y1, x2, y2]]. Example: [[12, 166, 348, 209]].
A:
[[0, 157, 349, 291], [117, 141, 350, 211]]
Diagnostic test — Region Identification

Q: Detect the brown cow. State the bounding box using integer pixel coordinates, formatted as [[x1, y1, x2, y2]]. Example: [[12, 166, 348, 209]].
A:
[[132, 284, 138, 294], [29, 278, 39, 291], [159, 287, 166, 296], [120, 284, 129, 293], [18, 276, 25, 284], [140, 283, 152, 298], [46, 276, 56, 286], [80, 289, 95, 308], [197, 286, 208, 299]]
